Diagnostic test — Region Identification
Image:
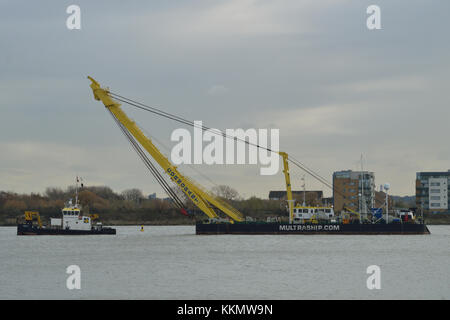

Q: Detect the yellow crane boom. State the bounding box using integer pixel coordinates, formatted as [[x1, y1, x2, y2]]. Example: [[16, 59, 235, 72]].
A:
[[88, 77, 244, 222], [279, 152, 294, 223]]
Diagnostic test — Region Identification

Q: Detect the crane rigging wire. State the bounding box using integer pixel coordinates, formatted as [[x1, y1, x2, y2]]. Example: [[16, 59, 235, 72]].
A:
[[109, 92, 335, 190], [110, 92, 272, 151], [109, 110, 181, 205], [108, 91, 388, 211], [137, 120, 220, 189], [107, 109, 186, 209]]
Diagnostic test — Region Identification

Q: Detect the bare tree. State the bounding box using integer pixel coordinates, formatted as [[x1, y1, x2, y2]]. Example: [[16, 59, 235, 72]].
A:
[[87, 186, 119, 200], [121, 188, 144, 203], [211, 185, 240, 201], [45, 187, 65, 200]]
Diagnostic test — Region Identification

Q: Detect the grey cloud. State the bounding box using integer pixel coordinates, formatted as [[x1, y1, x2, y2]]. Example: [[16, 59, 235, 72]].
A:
[[0, 0, 448, 197]]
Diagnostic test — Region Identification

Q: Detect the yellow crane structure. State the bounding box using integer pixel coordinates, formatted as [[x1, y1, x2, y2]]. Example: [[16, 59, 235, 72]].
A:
[[89, 214, 99, 221], [88, 77, 246, 222], [24, 211, 42, 228], [342, 206, 361, 224], [279, 152, 294, 223], [88, 77, 300, 223]]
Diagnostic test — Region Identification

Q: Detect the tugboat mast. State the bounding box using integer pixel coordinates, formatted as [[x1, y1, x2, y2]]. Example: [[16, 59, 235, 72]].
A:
[[75, 176, 81, 208]]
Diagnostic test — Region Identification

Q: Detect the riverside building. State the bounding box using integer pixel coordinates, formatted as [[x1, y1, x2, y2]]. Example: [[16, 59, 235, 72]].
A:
[[416, 171, 450, 214]]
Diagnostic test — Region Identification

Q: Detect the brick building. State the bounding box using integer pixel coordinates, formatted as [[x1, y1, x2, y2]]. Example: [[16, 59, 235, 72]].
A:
[[332, 170, 375, 213]]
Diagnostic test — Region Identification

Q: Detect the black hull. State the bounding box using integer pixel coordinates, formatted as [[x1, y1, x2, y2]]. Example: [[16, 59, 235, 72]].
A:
[[17, 224, 116, 235], [196, 222, 430, 235]]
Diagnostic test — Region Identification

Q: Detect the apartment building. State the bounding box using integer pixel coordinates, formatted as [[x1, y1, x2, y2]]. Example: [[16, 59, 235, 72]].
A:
[[416, 171, 450, 214]]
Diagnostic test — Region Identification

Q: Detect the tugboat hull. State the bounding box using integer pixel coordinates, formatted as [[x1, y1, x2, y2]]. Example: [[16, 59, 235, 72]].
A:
[[17, 224, 116, 235], [196, 222, 430, 235]]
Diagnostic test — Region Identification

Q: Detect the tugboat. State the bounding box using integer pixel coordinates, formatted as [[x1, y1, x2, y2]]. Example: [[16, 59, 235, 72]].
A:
[[17, 179, 116, 235]]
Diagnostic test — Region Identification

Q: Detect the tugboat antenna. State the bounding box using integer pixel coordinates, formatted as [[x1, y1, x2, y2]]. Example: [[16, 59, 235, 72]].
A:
[[75, 176, 79, 208]]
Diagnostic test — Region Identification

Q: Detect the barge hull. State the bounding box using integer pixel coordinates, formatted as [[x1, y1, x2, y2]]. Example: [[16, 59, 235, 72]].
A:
[[196, 223, 430, 235], [17, 224, 116, 235]]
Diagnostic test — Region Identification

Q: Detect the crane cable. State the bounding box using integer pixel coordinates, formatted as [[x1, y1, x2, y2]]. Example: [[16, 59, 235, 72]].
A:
[[108, 91, 387, 211], [107, 109, 186, 209], [109, 109, 183, 207], [109, 92, 335, 189], [138, 120, 220, 189], [109, 92, 273, 151]]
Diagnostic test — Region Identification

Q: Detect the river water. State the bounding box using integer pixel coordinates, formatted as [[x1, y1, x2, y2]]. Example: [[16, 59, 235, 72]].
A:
[[0, 225, 449, 299]]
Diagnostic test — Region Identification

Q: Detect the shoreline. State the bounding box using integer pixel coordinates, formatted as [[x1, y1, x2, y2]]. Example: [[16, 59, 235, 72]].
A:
[[3, 212, 450, 227], [1, 222, 449, 227]]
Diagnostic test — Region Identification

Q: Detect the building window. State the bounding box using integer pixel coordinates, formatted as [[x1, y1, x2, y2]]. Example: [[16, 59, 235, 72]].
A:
[[430, 182, 440, 186], [430, 189, 441, 193], [430, 203, 441, 207], [430, 196, 441, 200]]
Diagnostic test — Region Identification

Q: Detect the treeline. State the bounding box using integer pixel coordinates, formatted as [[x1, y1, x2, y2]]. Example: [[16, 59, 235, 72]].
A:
[[0, 185, 286, 226]]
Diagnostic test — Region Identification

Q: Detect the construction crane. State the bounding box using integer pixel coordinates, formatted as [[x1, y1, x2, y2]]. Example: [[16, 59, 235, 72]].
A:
[[88, 77, 247, 222], [24, 211, 42, 228], [279, 152, 294, 223], [89, 79, 382, 223], [342, 206, 361, 224], [88, 77, 302, 223], [89, 214, 99, 221]]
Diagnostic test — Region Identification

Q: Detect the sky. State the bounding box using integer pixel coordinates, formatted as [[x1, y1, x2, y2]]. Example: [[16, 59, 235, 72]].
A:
[[0, 0, 449, 198]]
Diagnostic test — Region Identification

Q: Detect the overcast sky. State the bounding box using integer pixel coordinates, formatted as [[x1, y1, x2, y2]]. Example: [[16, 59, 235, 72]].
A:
[[1, 0, 449, 198]]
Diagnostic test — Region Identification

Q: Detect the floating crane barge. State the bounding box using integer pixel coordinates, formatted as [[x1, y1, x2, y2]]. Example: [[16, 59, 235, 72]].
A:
[[88, 77, 430, 235], [195, 221, 429, 235]]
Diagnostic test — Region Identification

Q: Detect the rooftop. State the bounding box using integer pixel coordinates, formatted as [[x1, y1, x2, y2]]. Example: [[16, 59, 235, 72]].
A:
[[417, 171, 450, 178]]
